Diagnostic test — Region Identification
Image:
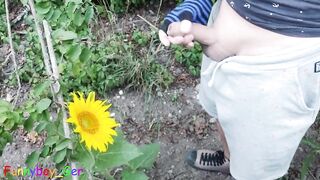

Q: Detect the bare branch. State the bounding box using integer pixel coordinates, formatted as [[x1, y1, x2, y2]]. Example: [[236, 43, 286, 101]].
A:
[[5, 0, 21, 107], [28, 0, 52, 77], [137, 15, 158, 31]]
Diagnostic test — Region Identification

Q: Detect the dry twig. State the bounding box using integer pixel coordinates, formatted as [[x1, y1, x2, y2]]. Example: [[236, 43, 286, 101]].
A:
[[28, 0, 52, 79], [137, 15, 158, 31], [5, 0, 21, 107]]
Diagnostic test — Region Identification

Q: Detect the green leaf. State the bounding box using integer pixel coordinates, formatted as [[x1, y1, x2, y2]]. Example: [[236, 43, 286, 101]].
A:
[[72, 144, 95, 170], [79, 47, 91, 62], [58, 43, 72, 55], [84, 6, 94, 23], [35, 2, 51, 15], [40, 146, 50, 157], [50, 9, 62, 22], [26, 151, 40, 168], [129, 143, 160, 170], [35, 121, 48, 133], [52, 29, 78, 41], [45, 8, 55, 19], [44, 135, 59, 146], [0, 107, 9, 114], [0, 99, 12, 113], [32, 81, 51, 97], [67, 45, 82, 61], [36, 98, 51, 113], [0, 115, 8, 124], [55, 139, 71, 151], [122, 170, 148, 180], [53, 149, 67, 164], [66, 0, 83, 4], [79, 173, 88, 180], [24, 117, 34, 131], [66, 2, 78, 18], [73, 12, 84, 26], [72, 61, 82, 76], [300, 151, 316, 180], [4, 119, 15, 130], [95, 135, 142, 170]]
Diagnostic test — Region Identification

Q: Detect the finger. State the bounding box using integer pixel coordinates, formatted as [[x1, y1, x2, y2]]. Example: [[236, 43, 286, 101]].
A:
[[167, 22, 184, 37], [168, 36, 184, 44], [180, 20, 192, 34], [159, 30, 170, 47], [167, 20, 192, 37], [187, 42, 194, 48], [183, 34, 194, 45]]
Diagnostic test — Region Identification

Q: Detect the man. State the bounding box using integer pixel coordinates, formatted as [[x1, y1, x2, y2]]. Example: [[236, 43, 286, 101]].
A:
[[159, 0, 320, 179]]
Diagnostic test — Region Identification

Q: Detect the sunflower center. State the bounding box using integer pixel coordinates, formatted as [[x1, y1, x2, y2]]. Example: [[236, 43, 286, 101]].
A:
[[78, 111, 99, 134]]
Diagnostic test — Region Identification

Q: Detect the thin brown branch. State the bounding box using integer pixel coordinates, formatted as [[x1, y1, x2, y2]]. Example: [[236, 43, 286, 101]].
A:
[[137, 15, 158, 31], [5, 0, 21, 107], [0, 52, 12, 68], [28, 0, 52, 78]]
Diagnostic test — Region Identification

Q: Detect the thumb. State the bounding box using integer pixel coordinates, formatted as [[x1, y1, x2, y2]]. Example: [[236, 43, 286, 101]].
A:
[[158, 30, 170, 47]]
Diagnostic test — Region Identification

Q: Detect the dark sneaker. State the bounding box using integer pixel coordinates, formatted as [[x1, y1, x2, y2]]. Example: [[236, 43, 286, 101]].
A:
[[185, 149, 230, 174]]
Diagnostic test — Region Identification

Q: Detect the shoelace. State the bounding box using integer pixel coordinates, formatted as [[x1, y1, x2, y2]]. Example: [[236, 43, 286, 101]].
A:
[[199, 150, 226, 166]]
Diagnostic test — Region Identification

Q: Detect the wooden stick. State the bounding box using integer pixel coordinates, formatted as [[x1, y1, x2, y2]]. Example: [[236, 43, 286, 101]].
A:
[[5, 0, 21, 108], [42, 20, 60, 94], [137, 15, 158, 31], [43, 20, 78, 180], [28, 1, 77, 179], [28, 0, 52, 78]]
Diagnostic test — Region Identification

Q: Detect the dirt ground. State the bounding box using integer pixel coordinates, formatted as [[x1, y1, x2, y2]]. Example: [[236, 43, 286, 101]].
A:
[[1, 74, 320, 180], [1, 2, 320, 180]]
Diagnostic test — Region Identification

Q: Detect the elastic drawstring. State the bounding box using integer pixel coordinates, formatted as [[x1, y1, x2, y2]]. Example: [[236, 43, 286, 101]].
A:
[[202, 59, 231, 88]]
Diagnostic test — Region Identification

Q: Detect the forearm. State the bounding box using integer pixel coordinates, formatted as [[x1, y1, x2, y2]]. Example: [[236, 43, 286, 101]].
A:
[[162, 0, 213, 32]]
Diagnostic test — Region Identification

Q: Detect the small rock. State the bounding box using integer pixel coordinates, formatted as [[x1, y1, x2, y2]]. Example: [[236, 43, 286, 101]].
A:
[[110, 113, 115, 117], [121, 96, 125, 100], [195, 84, 200, 91], [178, 110, 182, 114], [168, 170, 173, 174], [23, 112, 30, 118], [5, 94, 12, 102], [168, 113, 173, 118], [116, 96, 120, 99], [119, 90, 124, 95], [163, 101, 166, 105], [209, 118, 217, 123]]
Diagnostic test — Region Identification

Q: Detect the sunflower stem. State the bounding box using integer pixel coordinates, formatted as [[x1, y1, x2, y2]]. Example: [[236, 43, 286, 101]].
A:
[[105, 170, 115, 180]]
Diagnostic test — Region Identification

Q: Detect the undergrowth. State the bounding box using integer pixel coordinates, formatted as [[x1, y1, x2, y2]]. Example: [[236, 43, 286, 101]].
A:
[[6, 0, 173, 96]]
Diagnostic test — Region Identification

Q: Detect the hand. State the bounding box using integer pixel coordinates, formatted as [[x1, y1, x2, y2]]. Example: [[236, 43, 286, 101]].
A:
[[159, 20, 195, 48]]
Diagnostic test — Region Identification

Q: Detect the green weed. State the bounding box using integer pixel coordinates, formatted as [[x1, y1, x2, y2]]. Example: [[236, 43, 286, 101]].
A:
[[172, 43, 202, 77]]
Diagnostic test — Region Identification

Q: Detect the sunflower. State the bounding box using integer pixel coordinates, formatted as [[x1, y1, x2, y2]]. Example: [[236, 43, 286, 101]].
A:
[[67, 92, 119, 152]]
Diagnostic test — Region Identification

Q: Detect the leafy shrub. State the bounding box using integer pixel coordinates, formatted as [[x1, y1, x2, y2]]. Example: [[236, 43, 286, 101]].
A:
[[0, 100, 22, 155], [17, 0, 173, 96], [172, 43, 202, 77]]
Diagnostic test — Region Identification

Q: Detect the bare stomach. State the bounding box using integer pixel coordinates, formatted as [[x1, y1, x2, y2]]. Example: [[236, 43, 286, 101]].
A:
[[207, 0, 320, 61]]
